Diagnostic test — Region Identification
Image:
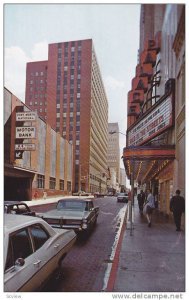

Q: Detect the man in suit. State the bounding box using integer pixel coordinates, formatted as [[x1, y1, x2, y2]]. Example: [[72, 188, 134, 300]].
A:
[[137, 190, 145, 214], [170, 189, 185, 231]]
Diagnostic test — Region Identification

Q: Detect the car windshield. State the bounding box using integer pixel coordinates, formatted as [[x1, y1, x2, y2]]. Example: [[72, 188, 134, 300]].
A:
[[118, 193, 126, 196], [57, 201, 86, 211]]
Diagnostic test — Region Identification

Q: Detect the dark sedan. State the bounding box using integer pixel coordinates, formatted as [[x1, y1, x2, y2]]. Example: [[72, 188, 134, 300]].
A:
[[4, 201, 36, 216], [117, 193, 129, 203]]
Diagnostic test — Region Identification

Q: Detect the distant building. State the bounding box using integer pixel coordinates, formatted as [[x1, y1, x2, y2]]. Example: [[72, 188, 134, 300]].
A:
[[107, 123, 120, 190], [4, 87, 73, 201], [25, 39, 108, 193]]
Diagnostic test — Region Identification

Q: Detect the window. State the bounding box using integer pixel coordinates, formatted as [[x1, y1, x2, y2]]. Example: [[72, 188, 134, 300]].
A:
[[40, 72, 44, 76], [30, 224, 49, 251], [5, 228, 33, 270], [29, 102, 32, 106], [37, 174, 45, 188], [67, 181, 72, 192], [49, 177, 56, 189], [60, 180, 64, 190]]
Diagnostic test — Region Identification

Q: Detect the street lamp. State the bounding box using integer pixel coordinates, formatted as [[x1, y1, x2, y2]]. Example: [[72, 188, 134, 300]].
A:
[[109, 130, 127, 137]]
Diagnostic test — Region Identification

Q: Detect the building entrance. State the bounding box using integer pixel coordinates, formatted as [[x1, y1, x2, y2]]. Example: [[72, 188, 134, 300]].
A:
[[4, 176, 32, 201]]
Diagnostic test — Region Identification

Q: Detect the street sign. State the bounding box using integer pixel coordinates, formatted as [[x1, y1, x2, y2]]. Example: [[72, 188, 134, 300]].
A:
[[15, 144, 36, 151], [15, 151, 23, 159], [16, 112, 36, 121], [16, 127, 36, 139]]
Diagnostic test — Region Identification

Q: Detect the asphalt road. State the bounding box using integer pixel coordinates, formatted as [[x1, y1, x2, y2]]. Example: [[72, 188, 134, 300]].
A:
[[33, 196, 127, 292]]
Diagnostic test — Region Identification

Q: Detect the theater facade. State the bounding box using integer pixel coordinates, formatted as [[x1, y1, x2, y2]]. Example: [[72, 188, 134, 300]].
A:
[[123, 5, 185, 217]]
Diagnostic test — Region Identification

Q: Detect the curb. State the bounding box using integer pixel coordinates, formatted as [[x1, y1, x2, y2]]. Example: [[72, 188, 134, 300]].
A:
[[105, 205, 128, 292]]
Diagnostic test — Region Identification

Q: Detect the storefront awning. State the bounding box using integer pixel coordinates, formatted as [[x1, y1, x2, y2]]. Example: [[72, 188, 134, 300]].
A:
[[123, 145, 175, 183]]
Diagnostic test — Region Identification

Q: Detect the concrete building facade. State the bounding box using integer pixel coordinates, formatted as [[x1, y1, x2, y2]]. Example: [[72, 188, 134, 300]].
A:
[[4, 87, 73, 201], [25, 39, 108, 194]]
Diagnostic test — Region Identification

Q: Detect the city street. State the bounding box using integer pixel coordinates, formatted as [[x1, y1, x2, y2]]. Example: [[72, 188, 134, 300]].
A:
[[32, 196, 127, 292], [3, 3, 185, 297]]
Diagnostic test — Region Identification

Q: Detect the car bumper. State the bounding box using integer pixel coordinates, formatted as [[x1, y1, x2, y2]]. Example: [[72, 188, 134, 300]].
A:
[[117, 198, 128, 202]]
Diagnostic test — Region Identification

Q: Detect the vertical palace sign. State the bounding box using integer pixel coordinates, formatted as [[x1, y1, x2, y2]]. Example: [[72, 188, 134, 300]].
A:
[[128, 96, 173, 146]]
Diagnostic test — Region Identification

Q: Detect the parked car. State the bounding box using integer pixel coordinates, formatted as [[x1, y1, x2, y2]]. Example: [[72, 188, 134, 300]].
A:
[[94, 192, 105, 198], [72, 191, 90, 196], [117, 193, 129, 203], [41, 198, 99, 234], [4, 201, 36, 216], [4, 214, 76, 292]]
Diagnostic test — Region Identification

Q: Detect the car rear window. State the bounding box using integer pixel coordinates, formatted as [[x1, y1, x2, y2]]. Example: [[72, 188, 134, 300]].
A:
[[57, 201, 86, 211]]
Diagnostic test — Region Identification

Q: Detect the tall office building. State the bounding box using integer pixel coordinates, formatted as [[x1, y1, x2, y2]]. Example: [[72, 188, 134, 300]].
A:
[[107, 123, 120, 190], [26, 39, 108, 193]]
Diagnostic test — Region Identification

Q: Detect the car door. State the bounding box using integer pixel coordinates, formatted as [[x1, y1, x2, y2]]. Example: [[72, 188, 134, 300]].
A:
[[24, 223, 61, 290], [4, 227, 37, 292]]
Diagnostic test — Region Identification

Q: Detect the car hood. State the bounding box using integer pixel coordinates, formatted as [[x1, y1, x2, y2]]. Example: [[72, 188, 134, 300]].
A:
[[42, 209, 87, 220]]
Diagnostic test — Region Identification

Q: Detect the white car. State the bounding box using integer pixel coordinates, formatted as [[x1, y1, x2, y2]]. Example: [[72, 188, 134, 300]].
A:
[[4, 214, 76, 292]]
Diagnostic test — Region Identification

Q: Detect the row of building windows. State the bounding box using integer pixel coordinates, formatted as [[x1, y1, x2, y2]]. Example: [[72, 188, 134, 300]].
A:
[[37, 174, 71, 191], [29, 101, 47, 106], [30, 79, 47, 84], [30, 71, 46, 77], [29, 94, 47, 100], [30, 87, 46, 92]]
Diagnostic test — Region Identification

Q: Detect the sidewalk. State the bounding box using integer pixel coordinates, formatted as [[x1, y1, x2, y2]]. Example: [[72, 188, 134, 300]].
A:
[[113, 202, 185, 292]]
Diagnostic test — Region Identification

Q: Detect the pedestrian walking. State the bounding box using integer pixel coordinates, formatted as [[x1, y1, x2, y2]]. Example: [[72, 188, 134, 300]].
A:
[[170, 189, 185, 231], [137, 190, 145, 214], [33, 191, 38, 200], [43, 190, 47, 200], [143, 189, 155, 227]]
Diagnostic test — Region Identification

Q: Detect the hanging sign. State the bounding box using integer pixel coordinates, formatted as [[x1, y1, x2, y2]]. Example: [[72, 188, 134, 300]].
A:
[[15, 144, 36, 151], [16, 111, 36, 121], [15, 127, 36, 139]]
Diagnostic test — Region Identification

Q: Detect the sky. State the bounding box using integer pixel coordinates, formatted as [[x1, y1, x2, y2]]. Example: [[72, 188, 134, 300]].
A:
[[4, 2, 141, 169]]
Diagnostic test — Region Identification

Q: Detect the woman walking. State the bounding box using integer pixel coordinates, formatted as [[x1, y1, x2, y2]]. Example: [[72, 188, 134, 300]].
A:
[[144, 189, 155, 227]]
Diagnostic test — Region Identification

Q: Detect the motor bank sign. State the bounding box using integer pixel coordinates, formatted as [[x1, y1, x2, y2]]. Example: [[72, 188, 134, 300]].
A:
[[128, 97, 173, 146]]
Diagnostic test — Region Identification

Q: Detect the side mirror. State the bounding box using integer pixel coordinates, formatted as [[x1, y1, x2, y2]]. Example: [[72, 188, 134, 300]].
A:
[[15, 257, 25, 267]]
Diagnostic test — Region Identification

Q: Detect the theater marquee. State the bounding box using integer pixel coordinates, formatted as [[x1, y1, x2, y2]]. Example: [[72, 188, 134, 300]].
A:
[[128, 97, 173, 146]]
